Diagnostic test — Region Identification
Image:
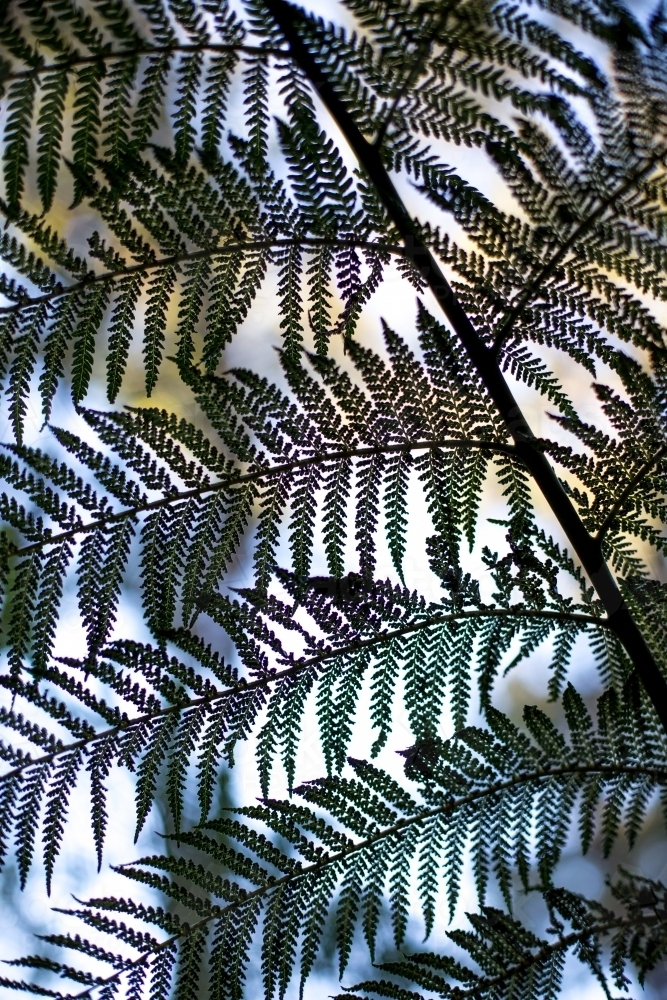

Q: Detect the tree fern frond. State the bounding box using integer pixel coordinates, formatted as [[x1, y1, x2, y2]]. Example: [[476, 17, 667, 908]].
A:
[[24, 689, 667, 998], [3, 76, 36, 215], [8, 302, 51, 444], [4, 5, 667, 996], [143, 265, 177, 395], [71, 283, 111, 405], [70, 61, 105, 207], [36, 70, 69, 214]]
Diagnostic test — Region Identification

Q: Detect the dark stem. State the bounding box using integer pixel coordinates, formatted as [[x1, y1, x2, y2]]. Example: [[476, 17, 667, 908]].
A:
[[0, 605, 609, 786], [262, 0, 667, 733], [595, 443, 667, 544], [0, 237, 406, 317], [418, 919, 625, 998], [13, 436, 515, 557], [2, 42, 289, 82]]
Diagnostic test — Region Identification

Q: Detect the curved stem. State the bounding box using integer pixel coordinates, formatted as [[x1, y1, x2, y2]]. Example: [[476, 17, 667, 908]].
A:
[[13, 437, 516, 557], [0, 237, 406, 318], [3, 42, 288, 83], [0, 605, 609, 786], [65, 756, 667, 998], [428, 919, 625, 998], [595, 443, 667, 544], [261, 0, 667, 735]]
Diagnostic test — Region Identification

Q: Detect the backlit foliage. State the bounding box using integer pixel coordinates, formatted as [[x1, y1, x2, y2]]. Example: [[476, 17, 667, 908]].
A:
[[1, 0, 667, 997]]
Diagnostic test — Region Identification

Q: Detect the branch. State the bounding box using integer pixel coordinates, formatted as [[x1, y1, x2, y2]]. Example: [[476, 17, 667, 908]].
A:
[[595, 443, 667, 544], [12, 437, 517, 557], [261, 0, 667, 735], [1, 42, 289, 83], [490, 145, 667, 356], [0, 605, 609, 785], [62, 756, 667, 999], [395, 920, 626, 999], [0, 237, 406, 318]]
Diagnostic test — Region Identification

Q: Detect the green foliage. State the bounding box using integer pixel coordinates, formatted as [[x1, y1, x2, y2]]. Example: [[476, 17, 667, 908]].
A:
[[2, 0, 667, 998], [6, 694, 667, 998], [342, 872, 667, 1000]]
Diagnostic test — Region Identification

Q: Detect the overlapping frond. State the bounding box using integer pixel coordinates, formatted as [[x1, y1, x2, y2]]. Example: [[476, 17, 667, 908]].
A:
[[0, 307, 632, 888], [3, 0, 667, 997], [2, 0, 666, 419], [6, 684, 667, 999], [342, 873, 667, 1000]]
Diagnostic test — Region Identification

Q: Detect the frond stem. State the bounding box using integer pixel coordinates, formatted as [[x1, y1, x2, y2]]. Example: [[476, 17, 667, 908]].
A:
[[0, 238, 406, 317], [595, 443, 667, 544], [0, 606, 609, 785], [2, 42, 289, 82], [261, 0, 667, 734], [12, 437, 517, 557], [426, 918, 625, 998]]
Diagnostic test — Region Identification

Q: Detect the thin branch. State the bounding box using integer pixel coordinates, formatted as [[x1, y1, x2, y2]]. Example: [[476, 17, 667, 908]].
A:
[[290, 605, 610, 671], [64, 757, 667, 998], [372, 11, 449, 150], [12, 437, 517, 557], [595, 443, 667, 544], [426, 920, 625, 998], [261, 0, 667, 735], [1, 42, 289, 83], [490, 147, 667, 357], [0, 605, 610, 786], [0, 237, 406, 318]]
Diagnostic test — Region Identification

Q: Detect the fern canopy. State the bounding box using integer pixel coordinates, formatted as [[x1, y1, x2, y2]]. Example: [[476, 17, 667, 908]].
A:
[[2, 0, 667, 997]]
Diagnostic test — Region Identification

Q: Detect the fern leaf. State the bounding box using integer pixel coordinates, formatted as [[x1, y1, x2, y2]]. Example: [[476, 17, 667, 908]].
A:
[[3, 76, 36, 215], [209, 897, 262, 1000], [174, 256, 210, 370], [43, 749, 82, 894], [202, 250, 268, 372], [289, 463, 320, 581], [36, 70, 69, 214], [165, 704, 209, 835], [32, 539, 73, 677], [8, 302, 50, 444], [102, 55, 139, 167], [71, 282, 111, 404], [383, 450, 411, 582], [71, 61, 105, 207], [106, 272, 144, 402], [254, 473, 291, 593], [87, 734, 117, 872], [39, 291, 85, 424], [5, 548, 44, 679], [242, 51, 270, 170], [202, 49, 239, 154], [276, 244, 304, 361], [174, 51, 203, 166], [129, 53, 171, 155], [77, 518, 135, 660], [15, 762, 51, 888], [355, 453, 385, 581], [143, 264, 177, 395], [134, 714, 180, 841]]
